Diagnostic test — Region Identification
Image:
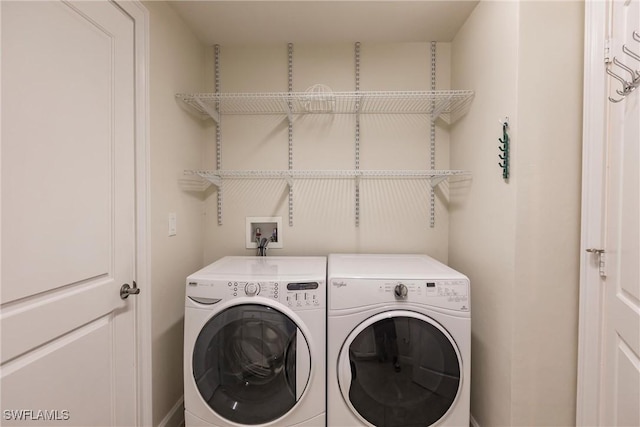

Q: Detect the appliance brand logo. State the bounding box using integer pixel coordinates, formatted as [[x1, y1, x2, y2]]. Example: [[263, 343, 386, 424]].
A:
[[332, 281, 347, 288]]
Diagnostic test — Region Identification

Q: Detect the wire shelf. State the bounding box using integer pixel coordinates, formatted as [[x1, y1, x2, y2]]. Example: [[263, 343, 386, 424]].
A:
[[176, 90, 474, 125], [185, 169, 471, 188]]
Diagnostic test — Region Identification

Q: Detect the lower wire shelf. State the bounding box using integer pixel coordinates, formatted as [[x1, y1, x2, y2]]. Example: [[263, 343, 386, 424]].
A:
[[180, 169, 471, 226], [183, 169, 471, 188]]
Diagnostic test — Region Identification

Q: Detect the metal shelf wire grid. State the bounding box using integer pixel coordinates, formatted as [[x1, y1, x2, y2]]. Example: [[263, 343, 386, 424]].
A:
[[184, 169, 471, 189], [176, 90, 474, 125]]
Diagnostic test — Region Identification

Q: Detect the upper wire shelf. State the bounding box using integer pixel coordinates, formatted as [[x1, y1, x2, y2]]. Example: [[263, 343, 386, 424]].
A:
[[176, 90, 474, 125]]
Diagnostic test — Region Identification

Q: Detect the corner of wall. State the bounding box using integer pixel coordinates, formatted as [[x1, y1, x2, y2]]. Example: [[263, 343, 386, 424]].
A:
[[510, 1, 584, 425], [449, 1, 520, 425], [146, 1, 209, 425]]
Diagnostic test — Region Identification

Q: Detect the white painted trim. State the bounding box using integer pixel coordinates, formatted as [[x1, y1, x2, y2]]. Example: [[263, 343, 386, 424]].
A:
[[158, 396, 185, 427], [576, 0, 607, 425], [470, 414, 480, 427], [0, 1, 4, 304], [113, 1, 152, 426], [1, 2, 150, 422]]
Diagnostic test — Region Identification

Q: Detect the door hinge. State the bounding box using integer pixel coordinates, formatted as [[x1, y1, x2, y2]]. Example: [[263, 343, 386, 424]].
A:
[[586, 248, 606, 277], [604, 38, 612, 64]]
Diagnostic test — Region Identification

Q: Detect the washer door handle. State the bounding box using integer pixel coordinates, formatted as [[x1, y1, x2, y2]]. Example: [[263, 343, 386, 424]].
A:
[[188, 296, 221, 305], [294, 329, 311, 401]]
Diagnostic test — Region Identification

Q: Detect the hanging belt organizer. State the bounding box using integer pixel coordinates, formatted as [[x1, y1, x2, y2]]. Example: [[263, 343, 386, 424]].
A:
[[498, 118, 510, 181]]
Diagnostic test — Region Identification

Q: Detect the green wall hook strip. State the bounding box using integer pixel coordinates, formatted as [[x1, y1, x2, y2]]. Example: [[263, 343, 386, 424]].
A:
[[498, 118, 510, 180]]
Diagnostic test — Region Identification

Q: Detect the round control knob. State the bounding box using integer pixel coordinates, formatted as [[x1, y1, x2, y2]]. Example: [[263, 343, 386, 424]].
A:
[[394, 283, 408, 298], [245, 283, 259, 296]]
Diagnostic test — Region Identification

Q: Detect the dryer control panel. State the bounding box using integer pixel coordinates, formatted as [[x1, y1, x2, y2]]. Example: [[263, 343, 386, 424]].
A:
[[329, 278, 469, 312], [187, 279, 325, 310]]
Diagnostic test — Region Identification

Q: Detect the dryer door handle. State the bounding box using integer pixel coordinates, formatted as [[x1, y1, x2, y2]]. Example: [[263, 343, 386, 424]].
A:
[[337, 347, 353, 399]]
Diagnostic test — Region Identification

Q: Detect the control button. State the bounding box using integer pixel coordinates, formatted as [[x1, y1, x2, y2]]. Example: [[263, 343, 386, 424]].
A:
[[394, 283, 408, 299], [245, 282, 259, 296]]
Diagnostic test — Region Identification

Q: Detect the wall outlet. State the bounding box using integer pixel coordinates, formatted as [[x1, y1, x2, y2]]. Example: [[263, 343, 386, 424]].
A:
[[246, 217, 282, 249]]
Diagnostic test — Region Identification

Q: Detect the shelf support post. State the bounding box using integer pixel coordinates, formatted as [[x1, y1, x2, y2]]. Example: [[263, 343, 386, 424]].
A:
[[429, 41, 437, 228], [355, 42, 361, 227], [288, 43, 294, 226], [214, 44, 223, 225]]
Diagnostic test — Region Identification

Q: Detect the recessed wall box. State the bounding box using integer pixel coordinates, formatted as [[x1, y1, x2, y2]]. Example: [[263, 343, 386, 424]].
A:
[[246, 217, 283, 249]]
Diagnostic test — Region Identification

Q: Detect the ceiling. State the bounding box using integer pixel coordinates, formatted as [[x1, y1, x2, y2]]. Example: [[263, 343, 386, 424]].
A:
[[167, 1, 479, 45]]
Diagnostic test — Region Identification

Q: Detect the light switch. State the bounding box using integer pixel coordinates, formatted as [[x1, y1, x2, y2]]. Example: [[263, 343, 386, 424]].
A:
[[168, 213, 177, 236]]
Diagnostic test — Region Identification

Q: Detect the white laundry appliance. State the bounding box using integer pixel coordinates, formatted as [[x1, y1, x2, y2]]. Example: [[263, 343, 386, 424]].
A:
[[327, 254, 470, 427], [184, 256, 326, 427]]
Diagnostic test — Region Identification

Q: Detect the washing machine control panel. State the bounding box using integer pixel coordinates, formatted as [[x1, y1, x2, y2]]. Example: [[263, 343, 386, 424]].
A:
[[187, 279, 325, 310], [284, 281, 324, 309]]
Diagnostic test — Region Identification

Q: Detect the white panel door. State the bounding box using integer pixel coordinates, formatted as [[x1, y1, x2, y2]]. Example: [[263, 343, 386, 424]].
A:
[[602, 0, 640, 425], [1, 1, 137, 425]]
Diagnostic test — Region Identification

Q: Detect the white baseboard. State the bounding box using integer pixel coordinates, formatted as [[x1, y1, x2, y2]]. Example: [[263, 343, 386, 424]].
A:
[[470, 414, 480, 427], [158, 396, 184, 427]]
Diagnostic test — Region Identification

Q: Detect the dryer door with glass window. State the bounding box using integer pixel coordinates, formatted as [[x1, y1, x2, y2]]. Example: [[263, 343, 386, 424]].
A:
[[337, 311, 463, 426], [192, 303, 311, 425]]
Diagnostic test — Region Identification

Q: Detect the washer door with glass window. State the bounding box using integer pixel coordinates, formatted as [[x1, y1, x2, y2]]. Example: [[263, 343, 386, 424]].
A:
[[337, 311, 462, 427], [192, 303, 311, 425]]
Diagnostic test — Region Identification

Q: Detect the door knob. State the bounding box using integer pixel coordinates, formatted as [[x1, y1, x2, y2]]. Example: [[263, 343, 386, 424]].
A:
[[120, 281, 140, 299]]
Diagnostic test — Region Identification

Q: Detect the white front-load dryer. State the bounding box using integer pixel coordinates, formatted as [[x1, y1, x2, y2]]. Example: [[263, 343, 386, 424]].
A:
[[327, 254, 470, 427], [184, 256, 326, 427]]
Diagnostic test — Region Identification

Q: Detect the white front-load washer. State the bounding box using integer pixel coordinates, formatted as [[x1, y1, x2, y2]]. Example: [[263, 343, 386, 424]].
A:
[[327, 254, 470, 427], [184, 256, 326, 427]]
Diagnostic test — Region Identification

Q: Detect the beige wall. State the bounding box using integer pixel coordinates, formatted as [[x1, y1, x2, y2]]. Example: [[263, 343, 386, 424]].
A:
[[146, 2, 207, 425], [451, 1, 583, 425], [203, 43, 454, 264], [511, 2, 583, 425], [450, 2, 520, 424]]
